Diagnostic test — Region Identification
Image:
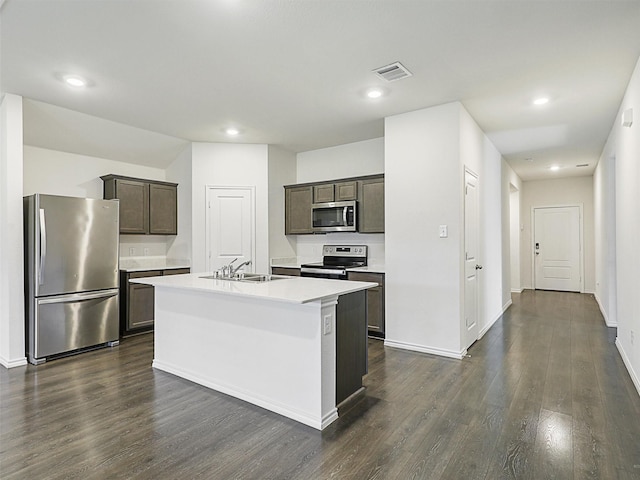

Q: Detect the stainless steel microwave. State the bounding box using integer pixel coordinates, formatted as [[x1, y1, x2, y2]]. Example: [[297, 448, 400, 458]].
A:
[[311, 201, 357, 233]]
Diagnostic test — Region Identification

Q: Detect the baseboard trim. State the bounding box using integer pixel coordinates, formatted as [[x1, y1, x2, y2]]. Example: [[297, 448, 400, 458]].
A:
[[503, 299, 513, 312], [594, 293, 617, 327], [615, 338, 640, 398], [511, 288, 523, 293], [479, 299, 513, 339], [383, 339, 464, 360], [0, 355, 27, 369], [152, 359, 337, 430]]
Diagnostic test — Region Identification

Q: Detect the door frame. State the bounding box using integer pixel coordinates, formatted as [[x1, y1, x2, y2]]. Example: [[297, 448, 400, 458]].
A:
[[530, 204, 584, 293], [463, 167, 480, 350], [205, 185, 256, 273]]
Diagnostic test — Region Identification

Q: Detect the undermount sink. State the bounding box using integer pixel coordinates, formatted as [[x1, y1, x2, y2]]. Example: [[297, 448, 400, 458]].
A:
[[199, 273, 286, 283]]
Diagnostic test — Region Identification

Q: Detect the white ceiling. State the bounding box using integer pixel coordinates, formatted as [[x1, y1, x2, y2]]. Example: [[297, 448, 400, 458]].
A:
[[2, 0, 640, 179]]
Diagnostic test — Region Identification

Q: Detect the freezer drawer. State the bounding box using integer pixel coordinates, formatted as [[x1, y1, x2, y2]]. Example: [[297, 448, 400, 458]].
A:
[[28, 289, 119, 364]]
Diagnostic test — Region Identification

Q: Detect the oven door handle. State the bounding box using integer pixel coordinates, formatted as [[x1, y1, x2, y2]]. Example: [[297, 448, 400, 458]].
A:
[[301, 267, 346, 276]]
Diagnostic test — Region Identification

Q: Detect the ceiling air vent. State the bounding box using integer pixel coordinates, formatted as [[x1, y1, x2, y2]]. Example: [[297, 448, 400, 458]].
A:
[[373, 62, 413, 82], [576, 163, 589, 168]]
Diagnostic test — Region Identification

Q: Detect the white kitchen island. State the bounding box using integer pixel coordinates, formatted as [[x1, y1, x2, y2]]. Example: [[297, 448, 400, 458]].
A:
[[131, 273, 376, 430]]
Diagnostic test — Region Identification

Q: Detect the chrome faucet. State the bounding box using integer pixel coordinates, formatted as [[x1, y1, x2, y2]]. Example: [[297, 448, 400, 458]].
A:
[[230, 259, 252, 276], [220, 258, 238, 277]]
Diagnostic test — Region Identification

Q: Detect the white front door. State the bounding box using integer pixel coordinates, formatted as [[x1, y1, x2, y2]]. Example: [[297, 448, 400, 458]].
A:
[[533, 206, 581, 292], [464, 170, 480, 350], [206, 187, 255, 273]]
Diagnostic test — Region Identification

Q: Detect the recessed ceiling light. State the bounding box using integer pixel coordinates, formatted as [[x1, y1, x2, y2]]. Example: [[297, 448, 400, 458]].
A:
[[533, 97, 549, 106], [63, 75, 87, 88], [363, 87, 390, 100], [225, 127, 240, 136], [549, 165, 560, 171]]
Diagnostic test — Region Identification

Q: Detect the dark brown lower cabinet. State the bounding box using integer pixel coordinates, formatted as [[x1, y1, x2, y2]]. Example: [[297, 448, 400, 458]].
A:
[[347, 271, 385, 338], [120, 267, 190, 337], [335, 290, 367, 405]]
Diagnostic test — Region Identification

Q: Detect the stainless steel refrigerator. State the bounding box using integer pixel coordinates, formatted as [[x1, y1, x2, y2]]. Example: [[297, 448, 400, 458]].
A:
[[24, 194, 120, 365]]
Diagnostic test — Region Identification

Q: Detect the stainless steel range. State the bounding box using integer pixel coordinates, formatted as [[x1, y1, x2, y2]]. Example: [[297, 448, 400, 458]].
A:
[[300, 245, 367, 280]]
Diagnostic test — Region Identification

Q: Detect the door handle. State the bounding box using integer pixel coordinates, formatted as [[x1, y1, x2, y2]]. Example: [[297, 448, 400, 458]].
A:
[[39, 208, 47, 285], [475, 265, 483, 270]]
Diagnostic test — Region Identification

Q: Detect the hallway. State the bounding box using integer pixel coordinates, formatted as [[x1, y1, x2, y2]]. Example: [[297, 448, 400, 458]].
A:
[[1, 291, 639, 479]]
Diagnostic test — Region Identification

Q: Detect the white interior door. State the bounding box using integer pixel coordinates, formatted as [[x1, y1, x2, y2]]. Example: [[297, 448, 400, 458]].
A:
[[206, 187, 255, 273], [533, 206, 581, 292], [464, 170, 480, 350]]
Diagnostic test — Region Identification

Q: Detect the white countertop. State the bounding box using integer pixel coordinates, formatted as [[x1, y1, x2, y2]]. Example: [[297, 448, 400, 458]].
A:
[[131, 272, 377, 304], [119, 256, 190, 272]]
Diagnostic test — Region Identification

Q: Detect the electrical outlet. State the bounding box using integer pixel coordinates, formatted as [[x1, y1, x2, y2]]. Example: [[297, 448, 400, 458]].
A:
[[128, 247, 135, 256], [631, 330, 635, 345], [143, 248, 150, 256], [323, 314, 332, 335]]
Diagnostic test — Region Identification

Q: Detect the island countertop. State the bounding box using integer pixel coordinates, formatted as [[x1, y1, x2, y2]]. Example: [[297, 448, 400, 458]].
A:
[[131, 272, 377, 304]]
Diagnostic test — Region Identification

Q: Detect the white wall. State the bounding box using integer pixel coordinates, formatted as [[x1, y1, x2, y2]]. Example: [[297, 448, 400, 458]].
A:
[[23, 145, 170, 259], [603, 55, 640, 396], [384, 101, 506, 358], [504, 161, 523, 295], [190, 143, 270, 274], [166, 144, 193, 262], [268, 145, 297, 260], [296, 137, 384, 183], [294, 138, 386, 264], [0, 93, 26, 368], [23, 145, 167, 198], [509, 189, 520, 292], [461, 107, 507, 339], [479, 123, 508, 336], [594, 137, 617, 327], [520, 176, 595, 292], [385, 103, 463, 357]]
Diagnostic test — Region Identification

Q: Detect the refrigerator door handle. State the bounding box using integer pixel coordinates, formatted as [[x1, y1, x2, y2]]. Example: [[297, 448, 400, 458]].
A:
[[38, 288, 119, 305], [39, 208, 47, 285]]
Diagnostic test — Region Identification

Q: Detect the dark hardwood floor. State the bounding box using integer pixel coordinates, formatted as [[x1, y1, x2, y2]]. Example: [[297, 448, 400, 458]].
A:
[[2, 290, 640, 479]]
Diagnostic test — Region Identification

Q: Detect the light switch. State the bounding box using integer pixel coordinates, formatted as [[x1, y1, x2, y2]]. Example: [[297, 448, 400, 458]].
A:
[[439, 225, 448, 238]]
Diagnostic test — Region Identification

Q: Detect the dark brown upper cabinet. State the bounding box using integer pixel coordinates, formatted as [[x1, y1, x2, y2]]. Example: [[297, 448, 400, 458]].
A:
[[358, 177, 385, 233], [312, 181, 358, 203], [285, 185, 313, 235], [101, 174, 178, 235], [284, 174, 384, 235], [313, 183, 335, 203], [335, 181, 358, 201]]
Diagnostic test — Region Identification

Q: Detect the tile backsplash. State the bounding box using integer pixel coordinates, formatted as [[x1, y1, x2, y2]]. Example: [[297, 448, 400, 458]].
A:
[[119, 235, 168, 258]]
